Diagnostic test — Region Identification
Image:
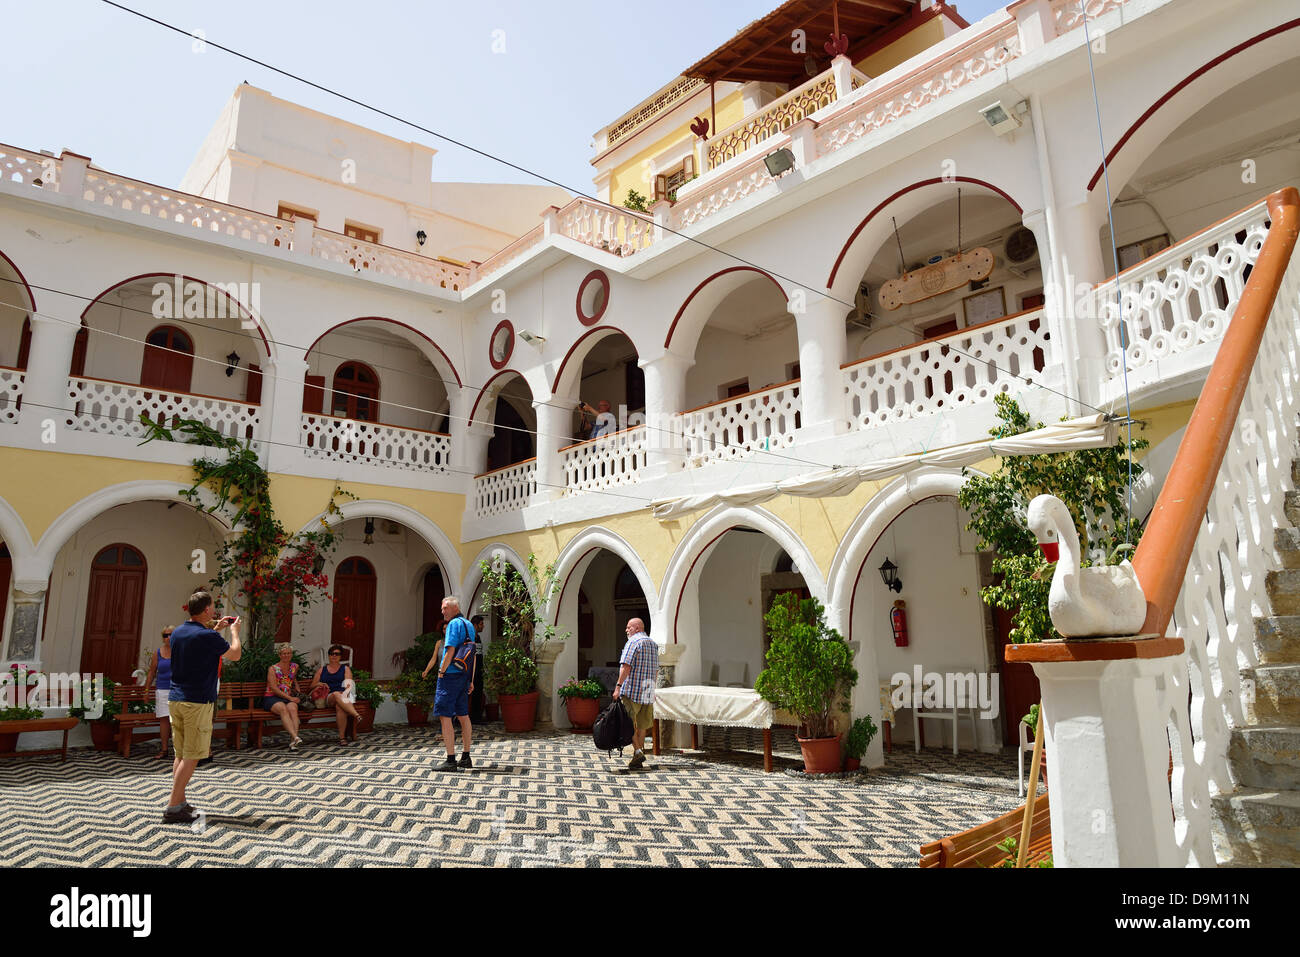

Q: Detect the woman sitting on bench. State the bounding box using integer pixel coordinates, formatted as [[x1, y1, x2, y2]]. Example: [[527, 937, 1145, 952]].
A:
[[263, 644, 303, 751], [311, 645, 361, 746]]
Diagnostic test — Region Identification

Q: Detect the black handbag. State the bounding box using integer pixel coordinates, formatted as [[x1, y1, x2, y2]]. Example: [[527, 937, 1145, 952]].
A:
[[592, 699, 635, 753]]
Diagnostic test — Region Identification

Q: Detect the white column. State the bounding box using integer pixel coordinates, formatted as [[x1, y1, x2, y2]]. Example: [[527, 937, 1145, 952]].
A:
[[532, 398, 569, 503], [1011, 0, 1059, 52], [1025, 651, 1183, 867], [831, 54, 853, 99], [18, 307, 80, 447], [1022, 207, 1078, 408], [262, 346, 308, 474], [639, 351, 694, 478], [796, 295, 850, 441], [1055, 199, 1110, 411]]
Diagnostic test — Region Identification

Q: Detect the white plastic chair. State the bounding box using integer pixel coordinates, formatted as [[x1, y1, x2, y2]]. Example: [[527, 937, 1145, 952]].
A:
[[913, 703, 979, 755]]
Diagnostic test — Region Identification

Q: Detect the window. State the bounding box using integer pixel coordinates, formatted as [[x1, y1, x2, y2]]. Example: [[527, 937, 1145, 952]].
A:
[[344, 222, 380, 244], [721, 378, 750, 400], [655, 155, 696, 202], [276, 204, 317, 223], [331, 362, 380, 422]]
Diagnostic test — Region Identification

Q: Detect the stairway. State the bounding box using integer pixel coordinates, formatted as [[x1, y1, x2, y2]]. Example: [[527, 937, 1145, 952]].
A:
[[1210, 470, 1300, 866]]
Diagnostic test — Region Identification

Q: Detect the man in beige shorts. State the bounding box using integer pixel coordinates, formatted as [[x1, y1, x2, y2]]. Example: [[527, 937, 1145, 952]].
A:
[[164, 591, 242, 824], [613, 618, 658, 770]]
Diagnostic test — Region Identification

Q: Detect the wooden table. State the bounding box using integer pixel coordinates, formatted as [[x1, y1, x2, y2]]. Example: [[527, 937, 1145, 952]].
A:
[[0, 716, 80, 762], [652, 686, 777, 772]]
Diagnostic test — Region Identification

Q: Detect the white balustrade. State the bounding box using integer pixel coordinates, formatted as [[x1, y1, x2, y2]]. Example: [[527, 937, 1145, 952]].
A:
[[1093, 203, 1270, 382], [65, 376, 260, 441], [673, 157, 776, 230], [0, 367, 24, 424], [310, 231, 468, 291], [477, 223, 546, 280], [299, 413, 451, 472], [706, 70, 839, 169], [474, 459, 538, 518], [0, 145, 54, 188], [1160, 223, 1300, 865], [561, 427, 647, 494], [678, 383, 802, 468], [816, 21, 1022, 156], [557, 200, 654, 256], [1051, 0, 1129, 34], [844, 311, 1050, 431]]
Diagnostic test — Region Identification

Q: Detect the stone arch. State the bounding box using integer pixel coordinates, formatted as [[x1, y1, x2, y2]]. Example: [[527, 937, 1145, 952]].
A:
[[548, 526, 661, 631], [460, 542, 531, 614], [305, 316, 462, 389], [826, 178, 1027, 302], [0, 495, 36, 568], [663, 266, 788, 357], [0, 248, 36, 312], [468, 369, 534, 428], [550, 326, 641, 402]]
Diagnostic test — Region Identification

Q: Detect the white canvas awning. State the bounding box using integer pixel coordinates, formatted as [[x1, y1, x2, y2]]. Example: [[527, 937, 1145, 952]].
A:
[[651, 414, 1118, 521]]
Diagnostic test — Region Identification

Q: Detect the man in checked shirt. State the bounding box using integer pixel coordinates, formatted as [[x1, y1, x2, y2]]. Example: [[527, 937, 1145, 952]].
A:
[[612, 618, 658, 770]]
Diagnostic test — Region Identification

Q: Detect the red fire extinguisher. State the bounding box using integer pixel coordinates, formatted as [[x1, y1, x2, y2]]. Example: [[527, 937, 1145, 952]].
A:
[[890, 599, 909, 647]]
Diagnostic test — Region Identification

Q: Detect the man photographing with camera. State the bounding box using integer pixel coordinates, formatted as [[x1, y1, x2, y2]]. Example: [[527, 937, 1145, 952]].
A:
[[578, 399, 617, 439], [163, 590, 242, 824]]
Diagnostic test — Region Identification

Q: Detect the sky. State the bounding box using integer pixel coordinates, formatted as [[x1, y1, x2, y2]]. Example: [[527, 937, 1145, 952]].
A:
[[3, 0, 1010, 196]]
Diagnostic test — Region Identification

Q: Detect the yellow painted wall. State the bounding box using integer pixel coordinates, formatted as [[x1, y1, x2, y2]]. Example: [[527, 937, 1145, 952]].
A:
[[608, 89, 746, 207], [855, 15, 947, 79]]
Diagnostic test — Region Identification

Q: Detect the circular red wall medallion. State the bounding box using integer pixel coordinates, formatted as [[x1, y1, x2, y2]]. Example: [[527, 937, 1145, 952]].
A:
[[489, 319, 514, 369], [576, 270, 610, 326]]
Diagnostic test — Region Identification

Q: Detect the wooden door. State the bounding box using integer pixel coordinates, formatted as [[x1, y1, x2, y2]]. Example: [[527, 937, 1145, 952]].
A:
[[332, 557, 377, 673], [996, 602, 1043, 744], [331, 362, 380, 422], [69, 325, 88, 377], [421, 566, 445, 635], [16, 318, 31, 369], [141, 326, 194, 393], [80, 544, 147, 683]]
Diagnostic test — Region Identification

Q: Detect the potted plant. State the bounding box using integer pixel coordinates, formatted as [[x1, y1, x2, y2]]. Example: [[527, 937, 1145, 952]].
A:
[[557, 677, 604, 731], [484, 644, 539, 732], [754, 593, 858, 775], [843, 715, 878, 772], [69, 675, 120, 751], [0, 705, 45, 753], [351, 669, 383, 732], [388, 671, 436, 726]]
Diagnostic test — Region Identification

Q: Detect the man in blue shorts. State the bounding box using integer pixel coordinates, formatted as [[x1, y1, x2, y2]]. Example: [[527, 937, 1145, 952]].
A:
[[428, 596, 474, 771]]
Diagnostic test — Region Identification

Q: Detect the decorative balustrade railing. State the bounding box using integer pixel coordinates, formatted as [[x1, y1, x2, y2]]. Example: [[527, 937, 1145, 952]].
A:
[[815, 19, 1022, 157], [561, 426, 647, 494], [706, 70, 840, 170], [474, 459, 538, 518], [300, 413, 451, 472], [477, 223, 547, 280], [678, 382, 802, 468], [673, 156, 777, 230], [1092, 201, 1271, 382], [309, 230, 468, 291], [0, 367, 24, 424], [843, 311, 1050, 431], [1125, 188, 1300, 866], [65, 376, 260, 441], [557, 200, 654, 257], [0, 145, 53, 188], [1051, 0, 1129, 34]]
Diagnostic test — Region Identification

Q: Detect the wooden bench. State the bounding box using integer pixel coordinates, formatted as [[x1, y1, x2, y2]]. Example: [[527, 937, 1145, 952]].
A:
[[0, 716, 79, 762], [114, 685, 246, 757], [245, 678, 367, 749], [919, 793, 1052, 867]]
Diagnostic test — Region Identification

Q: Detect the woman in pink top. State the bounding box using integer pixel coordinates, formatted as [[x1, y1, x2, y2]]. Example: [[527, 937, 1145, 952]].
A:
[[262, 644, 303, 750]]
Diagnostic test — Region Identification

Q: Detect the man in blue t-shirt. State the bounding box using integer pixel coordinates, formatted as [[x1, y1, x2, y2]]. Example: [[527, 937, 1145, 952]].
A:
[[164, 590, 242, 824], [424, 596, 475, 771]]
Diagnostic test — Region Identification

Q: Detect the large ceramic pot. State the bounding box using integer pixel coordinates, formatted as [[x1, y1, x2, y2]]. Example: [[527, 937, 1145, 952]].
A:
[[564, 696, 600, 731], [356, 703, 375, 733], [405, 704, 430, 727], [498, 691, 539, 732], [798, 735, 842, 775], [89, 721, 117, 752]]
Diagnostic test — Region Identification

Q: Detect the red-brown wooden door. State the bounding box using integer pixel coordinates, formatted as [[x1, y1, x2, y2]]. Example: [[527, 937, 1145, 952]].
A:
[[141, 326, 194, 393], [421, 566, 445, 636], [332, 556, 376, 673], [331, 362, 380, 422], [80, 544, 147, 683], [996, 602, 1043, 744]]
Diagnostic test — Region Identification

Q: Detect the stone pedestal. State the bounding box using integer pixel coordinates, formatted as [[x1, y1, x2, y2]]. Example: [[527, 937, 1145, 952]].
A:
[[1006, 637, 1185, 867], [534, 640, 566, 729]]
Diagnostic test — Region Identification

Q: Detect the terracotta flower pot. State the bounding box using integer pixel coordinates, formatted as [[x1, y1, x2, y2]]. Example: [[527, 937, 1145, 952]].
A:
[[405, 704, 430, 727], [498, 691, 539, 732], [0, 732, 17, 753], [356, 703, 375, 733], [564, 696, 600, 731], [484, 702, 500, 722], [798, 735, 842, 775], [844, 757, 861, 772], [89, 721, 117, 752]]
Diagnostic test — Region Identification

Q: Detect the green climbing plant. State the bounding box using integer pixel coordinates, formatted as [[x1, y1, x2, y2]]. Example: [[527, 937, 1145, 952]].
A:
[[956, 395, 1148, 643]]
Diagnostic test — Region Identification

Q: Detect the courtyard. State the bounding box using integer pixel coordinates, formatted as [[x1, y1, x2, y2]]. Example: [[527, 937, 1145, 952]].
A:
[[0, 725, 1028, 867]]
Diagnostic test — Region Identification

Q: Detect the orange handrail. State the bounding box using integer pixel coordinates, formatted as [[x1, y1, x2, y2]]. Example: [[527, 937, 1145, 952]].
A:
[[1130, 187, 1300, 637]]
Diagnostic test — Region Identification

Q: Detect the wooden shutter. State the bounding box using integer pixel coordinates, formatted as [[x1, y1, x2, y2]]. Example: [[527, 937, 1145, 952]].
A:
[[303, 375, 326, 414]]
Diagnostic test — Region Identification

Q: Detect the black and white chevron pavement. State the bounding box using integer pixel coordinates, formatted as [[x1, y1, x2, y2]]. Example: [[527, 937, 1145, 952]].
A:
[[0, 724, 1026, 867]]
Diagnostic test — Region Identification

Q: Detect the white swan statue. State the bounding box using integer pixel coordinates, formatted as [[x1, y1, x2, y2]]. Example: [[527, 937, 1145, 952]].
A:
[[1026, 494, 1146, 637]]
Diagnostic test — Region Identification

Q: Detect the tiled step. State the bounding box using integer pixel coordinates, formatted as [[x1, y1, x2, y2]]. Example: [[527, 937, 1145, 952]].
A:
[[1277, 528, 1300, 569], [1253, 616, 1300, 664], [1265, 569, 1300, 616], [1227, 725, 1300, 789], [1242, 664, 1300, 723], [1212, 788, 1300, 867]]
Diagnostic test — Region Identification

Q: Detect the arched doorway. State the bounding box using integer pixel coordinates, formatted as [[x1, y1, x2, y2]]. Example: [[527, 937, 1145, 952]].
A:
[[141, 325, 195, 393], [482, 373, 537, 472], [332, 556, 377, 672], [80, 544, 147, 682], [422, 565, 446, 636]]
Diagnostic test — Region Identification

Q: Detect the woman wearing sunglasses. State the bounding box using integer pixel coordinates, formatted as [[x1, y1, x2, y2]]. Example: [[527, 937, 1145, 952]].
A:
[[310, 645, 361, 745]]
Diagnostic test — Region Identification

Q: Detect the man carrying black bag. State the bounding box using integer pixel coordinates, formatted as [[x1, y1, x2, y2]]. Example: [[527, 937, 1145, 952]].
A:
[[613, 618, 658, 769]]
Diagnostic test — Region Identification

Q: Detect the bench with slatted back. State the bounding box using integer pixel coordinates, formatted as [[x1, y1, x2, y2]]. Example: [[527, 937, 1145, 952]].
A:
[[245, 678, 360, 748], [113, 685, 246, 757], [919, 793, 1052, 867]]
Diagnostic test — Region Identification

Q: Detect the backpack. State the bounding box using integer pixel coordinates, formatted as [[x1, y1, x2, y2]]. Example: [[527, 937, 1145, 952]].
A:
[[446, 618, 476, 673], [592, 699, 635, 753]]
